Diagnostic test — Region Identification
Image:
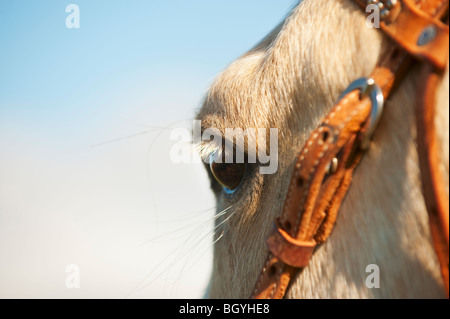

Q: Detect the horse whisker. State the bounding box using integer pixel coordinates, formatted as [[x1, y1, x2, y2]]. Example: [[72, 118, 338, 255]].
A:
[[126, 206, 235, 297]]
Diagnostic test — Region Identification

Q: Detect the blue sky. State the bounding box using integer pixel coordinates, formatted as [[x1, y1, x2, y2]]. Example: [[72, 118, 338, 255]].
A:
[[0, 1, 295, 144], [0, 1, 296, 298]]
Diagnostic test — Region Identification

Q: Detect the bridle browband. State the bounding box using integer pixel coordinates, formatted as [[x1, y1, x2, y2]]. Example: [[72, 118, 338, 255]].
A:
[[251, 0, 449, 299]]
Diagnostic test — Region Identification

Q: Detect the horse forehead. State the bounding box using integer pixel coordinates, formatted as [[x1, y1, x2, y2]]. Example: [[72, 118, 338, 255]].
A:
[[198, 52, 279, 132]]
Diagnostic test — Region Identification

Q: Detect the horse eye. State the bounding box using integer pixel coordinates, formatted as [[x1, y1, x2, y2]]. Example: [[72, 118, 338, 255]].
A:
[[209, 155, 246, 192]]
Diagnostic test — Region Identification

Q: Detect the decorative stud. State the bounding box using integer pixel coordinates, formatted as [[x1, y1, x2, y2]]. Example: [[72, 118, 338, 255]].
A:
[[380, 8, 391, 20], [384, 0, 398, 9], [417, 25, 437, 46]]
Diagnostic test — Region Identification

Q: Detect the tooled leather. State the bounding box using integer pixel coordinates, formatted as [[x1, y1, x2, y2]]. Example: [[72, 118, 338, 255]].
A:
[[251, 48, 409, 299], [251, 0, 449, 299], [251, 88, 383, 300], [251, 98, 372, 298]]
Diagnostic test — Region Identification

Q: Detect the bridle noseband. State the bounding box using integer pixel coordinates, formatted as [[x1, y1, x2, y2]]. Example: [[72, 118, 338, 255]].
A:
[[251, 0, 449, 299]]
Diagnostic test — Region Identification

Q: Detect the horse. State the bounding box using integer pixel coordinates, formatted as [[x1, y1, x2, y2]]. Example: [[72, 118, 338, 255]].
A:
[[196, 0, 449, 298]]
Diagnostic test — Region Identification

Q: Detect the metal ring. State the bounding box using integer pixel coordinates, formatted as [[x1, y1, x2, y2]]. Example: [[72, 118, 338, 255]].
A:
[[338, 77, 384, 150]]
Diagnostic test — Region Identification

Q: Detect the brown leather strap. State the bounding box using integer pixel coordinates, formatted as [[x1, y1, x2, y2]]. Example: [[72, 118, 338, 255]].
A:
[[353, 0, 449, 70], [416, 63, 449, 296], [251, 48, 410, 299], [251, 0, 449, 299]]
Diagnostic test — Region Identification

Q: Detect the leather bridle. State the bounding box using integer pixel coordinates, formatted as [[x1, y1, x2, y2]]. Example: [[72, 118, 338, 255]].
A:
[[251, 0, 449, 299]]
